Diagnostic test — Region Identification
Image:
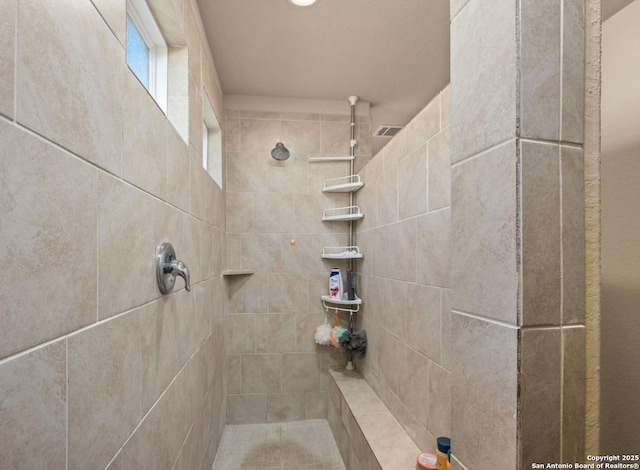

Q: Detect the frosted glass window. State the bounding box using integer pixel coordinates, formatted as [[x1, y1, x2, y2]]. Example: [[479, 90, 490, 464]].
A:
[[127, 15, 150, 89]]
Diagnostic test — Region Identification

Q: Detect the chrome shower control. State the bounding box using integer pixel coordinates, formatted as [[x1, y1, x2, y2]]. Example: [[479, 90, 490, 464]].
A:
[[156, 243, 191, 294]]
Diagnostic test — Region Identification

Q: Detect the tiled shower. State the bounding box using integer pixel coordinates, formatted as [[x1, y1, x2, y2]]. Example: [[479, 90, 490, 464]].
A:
[[0, 0, 595, 469]]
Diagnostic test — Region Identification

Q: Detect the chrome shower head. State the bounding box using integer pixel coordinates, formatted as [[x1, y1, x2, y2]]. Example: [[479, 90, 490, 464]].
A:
[[271, 142, 290, 161]]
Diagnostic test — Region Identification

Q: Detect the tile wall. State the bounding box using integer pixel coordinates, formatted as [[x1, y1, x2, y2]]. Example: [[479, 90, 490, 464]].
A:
[[450, 0, 586, 469], [224, 109, 372, 424], [0, 1, 227, 469], [353, 86, 452, 452]]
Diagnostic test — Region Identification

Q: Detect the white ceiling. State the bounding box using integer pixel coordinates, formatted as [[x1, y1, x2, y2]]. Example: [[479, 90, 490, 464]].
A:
[[602, 0, 635, 21], [196, 0, 450, 154]]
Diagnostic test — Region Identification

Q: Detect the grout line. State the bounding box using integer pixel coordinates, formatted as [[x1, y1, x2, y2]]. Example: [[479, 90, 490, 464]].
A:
[[451, 138, 516, 169], [65, 338, 69, 470], [2, 119, 219, 228], [452, 309, 520, 329], [520, 137, 583, 149], [559, 0, 565, 144], [13, 0, 18, 123]]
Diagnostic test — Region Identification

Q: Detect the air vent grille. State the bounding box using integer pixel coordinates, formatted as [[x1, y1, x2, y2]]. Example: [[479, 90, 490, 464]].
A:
[[374, 125, 403, 137]]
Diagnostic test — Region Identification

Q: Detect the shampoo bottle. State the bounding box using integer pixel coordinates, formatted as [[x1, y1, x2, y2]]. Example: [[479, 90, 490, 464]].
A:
[[329, 269, 343, 300]]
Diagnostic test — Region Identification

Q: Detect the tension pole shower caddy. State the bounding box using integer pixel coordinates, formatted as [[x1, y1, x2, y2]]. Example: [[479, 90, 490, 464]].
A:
[[319, 96, 364, 371]]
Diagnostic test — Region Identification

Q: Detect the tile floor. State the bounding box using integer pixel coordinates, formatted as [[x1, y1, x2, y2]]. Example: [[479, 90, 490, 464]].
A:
[[212, 419, 346, 470]]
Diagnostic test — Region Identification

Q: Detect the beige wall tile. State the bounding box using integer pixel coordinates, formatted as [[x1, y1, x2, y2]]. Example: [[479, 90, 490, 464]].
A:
[[521, 141, 561, 326], [372, 219, 417, 282], [227, 273, 269, 313], [226, 151, 270, 193], [378, 329, 402, 395], [188, 76, 203, 156], [379, 278, 408, 342], [450, 0, 470, 19], [321, 121, 351, 154], [295, 313, 325, 352], [428, 361, 451, 438], [226, 233, 243, 271], [254, 193, 295, 233], [377, 166, 398, 225], [68, 312, 141, 470], [0, 122, 97, 358], [451, 0, 516, 162], [191, 337, 211, 410], [90, 0, 125, 45], [416, 208, 450, 288], [382, 131, 409, 171], [281, 233, 322, 274], [305, 391, 329, 419], [282, 353, 322, 392], [520, 328, 561, 467], [281, 120, 321, 154], [268, 153, 308, 194], [520, 0, 561, 140], [227, 395, 267, 425], [0, 0, 15, 119], [256, 314, 296, 353], [307, 160, 350, 194], [451, 141, 518, 323], [17, 0, 123, 175], [0, 341, 66, 469], [561, 0, 585, 144], [166, 123, 191, 212], [123, 70, 168, 198], [451, 313, 517, 469], [98, 175, 157, 319], [241, 118, 281, 151], [406, 97, 440, 155], [295, 193, 333, 234], [440, 289, 452, 370], [242, 233, 282, 273], [354, 176, 378, 232], [241, 354, 281, 393], [440, 85, 451, 128], [268, 273, 308, 313], [562, 327, 586, 462], [398, 144, 429, 219], [189, 149, 207, 220], [406, 285, 441, 362], [228, 314, 256, 354], [141, 293, 192, 414], [124, 366, 191, 470], [266, 392, 306, 422], [428, 127, 451, 211], [181, 214, 203, 284], [105, 453, 122, 470], [561, 146, 585, 324], [398, 347, 429, 427], [227, 355, 241, 394], [225, 117, 240, 152]]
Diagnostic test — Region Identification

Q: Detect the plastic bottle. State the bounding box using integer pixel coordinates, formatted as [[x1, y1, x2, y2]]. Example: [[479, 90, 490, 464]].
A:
[[417, 453, 438, 470], [436, 437, 451, 470], [329, 269, 343, 300]]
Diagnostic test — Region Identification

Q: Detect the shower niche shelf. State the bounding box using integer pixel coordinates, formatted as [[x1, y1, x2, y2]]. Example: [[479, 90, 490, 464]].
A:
[[322, 246, 363, 260], [223, 270, 255, 276], [308, 155, 354, 163], [322, 175, 364, 193], [322, 206, 364, 222]]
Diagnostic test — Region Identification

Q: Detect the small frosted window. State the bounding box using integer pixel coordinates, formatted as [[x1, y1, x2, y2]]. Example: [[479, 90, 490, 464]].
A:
[[127, 15, 150, 90]]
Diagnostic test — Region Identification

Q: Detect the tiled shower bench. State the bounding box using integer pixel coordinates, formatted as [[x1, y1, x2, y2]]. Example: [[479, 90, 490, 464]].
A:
[[328, 368, 422, 470]]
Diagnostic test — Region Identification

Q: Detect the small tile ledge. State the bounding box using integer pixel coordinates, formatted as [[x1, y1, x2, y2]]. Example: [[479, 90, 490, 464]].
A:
[[328, 368, 420, 470]]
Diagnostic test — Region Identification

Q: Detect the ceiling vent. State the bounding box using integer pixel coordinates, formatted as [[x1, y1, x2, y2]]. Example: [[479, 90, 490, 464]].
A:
[[374, 125, 403, 137]]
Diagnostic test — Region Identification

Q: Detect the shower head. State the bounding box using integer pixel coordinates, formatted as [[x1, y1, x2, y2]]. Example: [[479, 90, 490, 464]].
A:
[[271, 142, 290, 161]]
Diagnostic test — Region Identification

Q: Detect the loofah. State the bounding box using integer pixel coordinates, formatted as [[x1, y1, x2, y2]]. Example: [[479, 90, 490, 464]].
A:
[[314, 321, 332, 346]]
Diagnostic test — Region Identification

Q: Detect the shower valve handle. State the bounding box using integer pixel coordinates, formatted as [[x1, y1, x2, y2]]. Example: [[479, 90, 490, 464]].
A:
[[156, 243, 191, 294]]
